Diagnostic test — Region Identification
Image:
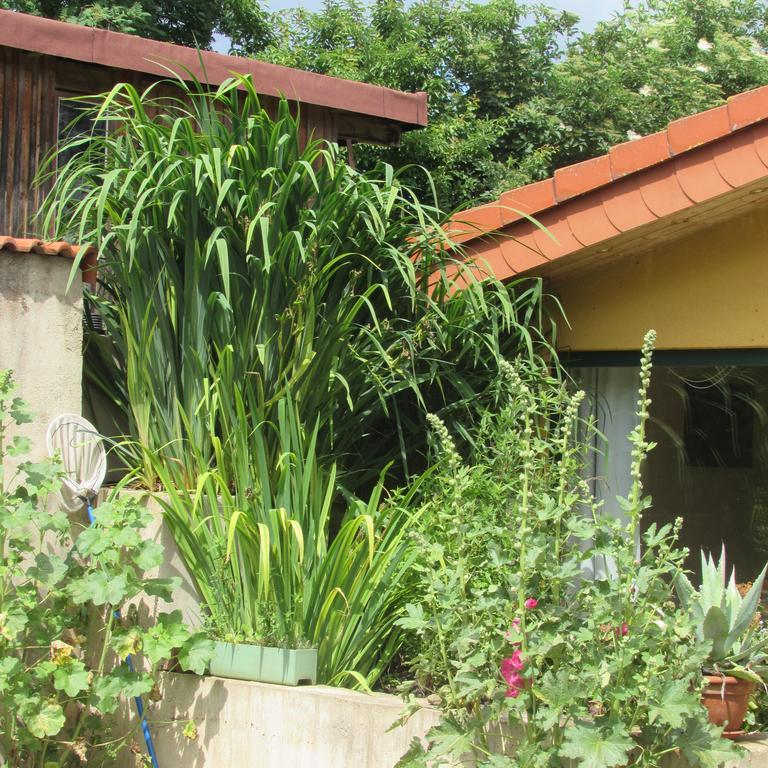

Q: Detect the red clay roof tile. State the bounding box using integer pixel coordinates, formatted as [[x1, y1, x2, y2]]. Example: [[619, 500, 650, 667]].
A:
[[499, 179, 556, 225], [609, 131, 670, 178], [667, 104, 731, 155], [554, 155, 613, 202], [727, 88, 768, 131], [0, 236, 97, 282]]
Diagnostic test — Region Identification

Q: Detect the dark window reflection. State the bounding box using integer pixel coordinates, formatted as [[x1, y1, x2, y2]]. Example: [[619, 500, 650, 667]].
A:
[[645, 366, 768, 582]]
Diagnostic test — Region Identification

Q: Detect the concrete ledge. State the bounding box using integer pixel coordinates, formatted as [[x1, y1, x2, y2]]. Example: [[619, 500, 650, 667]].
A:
[[119, 672, 768, 768], [724, 735, 768, 768], [124, 672, 441, 767]]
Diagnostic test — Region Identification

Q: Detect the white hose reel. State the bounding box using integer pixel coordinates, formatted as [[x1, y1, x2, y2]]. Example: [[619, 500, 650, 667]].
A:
[[46, 414, 107, 514]]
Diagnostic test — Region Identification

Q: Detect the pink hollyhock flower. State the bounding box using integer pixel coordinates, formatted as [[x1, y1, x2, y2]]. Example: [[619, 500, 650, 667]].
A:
[[616, 622, 629, 637], [524, 598, 538, 610], [502, 655, 529, 698], [511, 617, 521, 629], [501, 652, 526, 694]]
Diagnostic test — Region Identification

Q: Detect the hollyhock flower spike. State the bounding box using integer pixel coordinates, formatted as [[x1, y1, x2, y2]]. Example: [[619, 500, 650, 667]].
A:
[[524, 598, 538, 610], [502, 653, 527, 698]]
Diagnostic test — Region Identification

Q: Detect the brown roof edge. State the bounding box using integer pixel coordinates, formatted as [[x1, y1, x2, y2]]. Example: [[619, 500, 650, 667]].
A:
[[0, 10, 428, 128], [445, 115, 768, 284]]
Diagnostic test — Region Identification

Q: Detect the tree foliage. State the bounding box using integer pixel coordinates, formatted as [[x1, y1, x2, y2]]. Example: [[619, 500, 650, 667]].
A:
[[256, 0, 768, 209], [9, 0, 768, 208], [0, 0, 272, 50]]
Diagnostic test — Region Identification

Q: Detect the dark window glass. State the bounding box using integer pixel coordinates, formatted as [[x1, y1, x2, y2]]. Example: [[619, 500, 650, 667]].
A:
[[57, 97, 101, 169], [684, 380, 754, 468]]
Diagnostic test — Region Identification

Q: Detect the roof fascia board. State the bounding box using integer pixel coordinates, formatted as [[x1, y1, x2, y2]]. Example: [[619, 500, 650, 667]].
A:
[[0, 9, 428, 128]]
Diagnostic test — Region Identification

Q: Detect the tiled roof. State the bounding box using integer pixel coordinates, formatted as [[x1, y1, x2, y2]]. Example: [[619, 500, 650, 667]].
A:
[[449, 83, 768, 281], [0, 236, 97, 283], [0, 10, 427, 128]]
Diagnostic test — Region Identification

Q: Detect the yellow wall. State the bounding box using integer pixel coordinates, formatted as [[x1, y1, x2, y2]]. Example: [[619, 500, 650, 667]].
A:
[[550, 206, 768, 351]]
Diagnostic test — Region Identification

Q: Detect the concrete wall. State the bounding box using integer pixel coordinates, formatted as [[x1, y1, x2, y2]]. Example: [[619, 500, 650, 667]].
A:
[[116, 673, 768, 768], [550, 206, 768, 352], [0, 251, 82, 470], [118, 673, 442, 768]]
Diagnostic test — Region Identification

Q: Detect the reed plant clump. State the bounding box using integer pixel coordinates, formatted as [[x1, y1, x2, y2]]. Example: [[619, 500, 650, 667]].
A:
[[40, 73, 556, 688], [41, 73, 553, 493]]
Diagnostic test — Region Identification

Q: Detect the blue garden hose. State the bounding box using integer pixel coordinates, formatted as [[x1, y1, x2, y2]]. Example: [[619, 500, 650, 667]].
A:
[[86, 500, 160, 768]]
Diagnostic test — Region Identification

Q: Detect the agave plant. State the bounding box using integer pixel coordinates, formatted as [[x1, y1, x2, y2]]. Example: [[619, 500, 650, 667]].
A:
[[675, 547, 768, 682]]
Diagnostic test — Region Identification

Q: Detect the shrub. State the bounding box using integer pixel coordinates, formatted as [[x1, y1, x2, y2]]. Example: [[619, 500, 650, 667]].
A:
[[0, 371, 211, 767], [395, 333, 739, 768]]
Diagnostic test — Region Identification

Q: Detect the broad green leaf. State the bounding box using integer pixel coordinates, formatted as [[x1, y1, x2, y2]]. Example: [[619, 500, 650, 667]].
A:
[[424, 718, 475, 759], [648, 680, 695, 729], [0, 656, 21, 693], [90, 675, 124, 714], [678, 718, 741, 768], [27, 702, 66, 738], [53, 659, 91, 698], [10, 396, 33, 424], [133, 540, 164, 572], [142, 611, 191, 665], [27, 552, 68, 588], [143, 576, 181, 600], [561, 724, 634, 768], [7, 436, 31, 457], [177, 634, 215, 676], [0, 608, 30, 643]]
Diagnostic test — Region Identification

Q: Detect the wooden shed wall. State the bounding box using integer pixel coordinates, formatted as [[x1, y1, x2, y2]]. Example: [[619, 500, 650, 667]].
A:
[[0, 48, 56, 237], [0, 48, 339, 237]]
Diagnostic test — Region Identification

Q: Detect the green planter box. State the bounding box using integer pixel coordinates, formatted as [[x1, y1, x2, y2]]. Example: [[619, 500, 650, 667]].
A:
[[208, 641, 318, 686]]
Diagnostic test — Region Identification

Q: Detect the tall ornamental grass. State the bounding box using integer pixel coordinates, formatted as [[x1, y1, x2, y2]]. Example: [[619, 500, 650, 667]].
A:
[[39, 72, 556, 688], [40, 72, 553, 491]]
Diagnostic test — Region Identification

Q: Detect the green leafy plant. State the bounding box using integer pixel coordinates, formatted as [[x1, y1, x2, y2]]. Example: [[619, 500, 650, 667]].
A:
[[0, 370, 212, 767], [675, 548, 768, 682], [395, 333, 739, 768], [151, 393, 423, 688], [39, 70, 553, 690], [255, 0, 768, 208]]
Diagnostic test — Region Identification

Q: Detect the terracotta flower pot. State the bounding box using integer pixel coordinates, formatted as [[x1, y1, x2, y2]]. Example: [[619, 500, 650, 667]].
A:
[[701, 674, 754, 736]]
